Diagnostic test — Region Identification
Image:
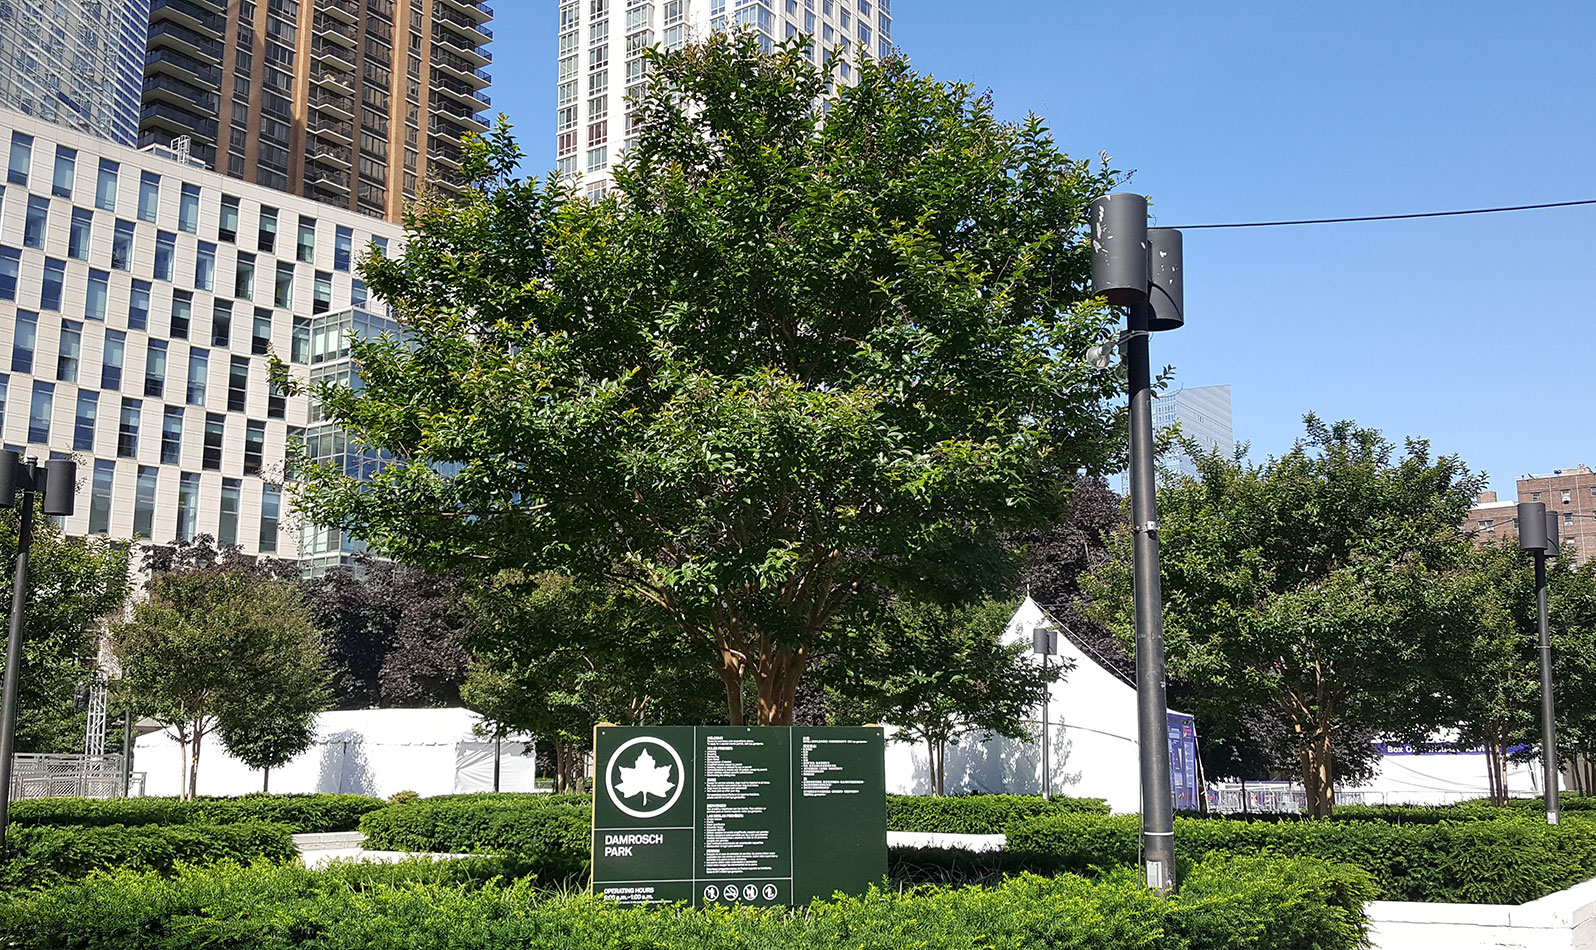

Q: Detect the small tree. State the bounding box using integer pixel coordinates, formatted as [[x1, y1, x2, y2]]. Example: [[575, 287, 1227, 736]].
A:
[[1088, 416, 1482, 817], [829, 598, 1065, 795], [113, 565, 329, 798]]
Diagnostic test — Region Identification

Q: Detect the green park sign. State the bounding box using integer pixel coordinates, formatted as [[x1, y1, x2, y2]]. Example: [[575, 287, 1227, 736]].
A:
[[591, 725, 887, 907]]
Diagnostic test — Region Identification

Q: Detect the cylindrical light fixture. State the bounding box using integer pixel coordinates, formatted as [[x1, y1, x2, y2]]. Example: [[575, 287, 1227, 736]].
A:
[[0, 451, 19, 508], [1518, 502, 1549, 551], [41, 459, 76, 516], [1546, 511, 1560, 551], [1146, 228, 1184, 331], [1090, 193, 1150, 305]]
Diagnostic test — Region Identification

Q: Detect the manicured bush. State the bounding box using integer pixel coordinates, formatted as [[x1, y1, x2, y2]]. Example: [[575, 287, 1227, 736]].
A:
[[0, 853, 1372, 950], [9, 793, 387, 833], [1007, 812, 1596, 903], [885, 793, 1110, 834], [0, 822, 297, 893], [358, 793, 591, 883]]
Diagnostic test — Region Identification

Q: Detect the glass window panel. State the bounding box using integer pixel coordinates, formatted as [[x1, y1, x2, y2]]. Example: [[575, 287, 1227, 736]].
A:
[[11, 309, 37, 372], [51, 146, 75, 199], [74, 391, 99, 451], [88, 459, 115, 534], [134, 467, 158, 539], [178, 184, 200, 233], [138, 172, 160, 222], [28, 382, 54, 443], [96, 160, 119, 211], [101, 330, 125, 389]]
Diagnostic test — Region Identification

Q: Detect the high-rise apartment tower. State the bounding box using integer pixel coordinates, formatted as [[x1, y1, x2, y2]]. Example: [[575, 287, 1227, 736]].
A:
[[559, 0, 895, 195], [140, 0, 492, 223], [0, 0, 151, 146], [1152, 384, 1234, 480]]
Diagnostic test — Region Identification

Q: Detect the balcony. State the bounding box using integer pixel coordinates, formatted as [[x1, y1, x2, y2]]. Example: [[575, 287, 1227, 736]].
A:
[[311, 38, 355, 67], [436, 0, 492, 25], [143, 48, 222, 86], [430, 47, 491, 88], [308, 90, 355, 120], [307, 143, 352, 167], [310, 65, 354, 93], [148, 0, 225, 36], [141, 73, 221, 113], [138, 101, 218, 141], [305, 164, 351, 190], [313, 14, 357, 47], [321, 0, 359, 22], [432, 27, 492, 68], [310, 116, 354, 144], [147, 19, 223, 63], [432, 73, 492, 109], [435, 6, 492, 43], [434, 102, 488, 132], [426, 142, 463, 168]]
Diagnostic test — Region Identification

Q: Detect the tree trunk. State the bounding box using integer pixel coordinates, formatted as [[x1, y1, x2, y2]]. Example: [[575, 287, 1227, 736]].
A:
[[718, 649, 744, 726], [935, 739, 947, 797], [553, 741, 584, 794], [177, 738, 189, 802], [925, 737, 942, 797], [263, 766, 271, 794], [1301, 731, 1335, 818], [188, 725, 204, 800], [753, 648, 806, 726]]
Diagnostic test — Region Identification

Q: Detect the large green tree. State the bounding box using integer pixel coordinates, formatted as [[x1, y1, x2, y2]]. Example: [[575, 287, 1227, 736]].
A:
[[0, 508, 130, 753], [288, 36, 1125, 725], [1087, 417, 1483, 817], [112, 565, 330, 798]]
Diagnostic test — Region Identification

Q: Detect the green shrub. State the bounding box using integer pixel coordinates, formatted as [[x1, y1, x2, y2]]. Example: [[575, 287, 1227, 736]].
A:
[[1007, 812, 1596, 903], [9, 794, 387, 832], [358, 793, 591, 883], [885, 793, 1110, 834], [0, 853, 1371, 950], [0, 822, 297, 893]]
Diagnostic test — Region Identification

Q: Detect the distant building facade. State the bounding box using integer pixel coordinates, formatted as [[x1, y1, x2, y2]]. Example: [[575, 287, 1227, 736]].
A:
[[0, 0, 149, 146], [1153, 384, 1233, 479], [1464, 466, 1595, 563]]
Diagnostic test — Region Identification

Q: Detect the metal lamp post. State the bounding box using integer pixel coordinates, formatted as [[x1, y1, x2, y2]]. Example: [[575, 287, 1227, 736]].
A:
[[1517, 501, 1562, 824], [1032, 623, 1058, 800], [1090, 193, 1184, 893], [0, 452, 77, 852]]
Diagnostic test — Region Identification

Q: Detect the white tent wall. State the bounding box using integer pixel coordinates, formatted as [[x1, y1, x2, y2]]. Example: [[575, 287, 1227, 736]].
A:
[[1343, 746, 1551, 806], [883, 597, 1151, 813], [133, 708, 539, 798]]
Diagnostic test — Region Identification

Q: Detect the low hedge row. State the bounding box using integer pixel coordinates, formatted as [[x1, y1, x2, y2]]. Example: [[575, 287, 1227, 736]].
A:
[[885, 794, 1110, 833], [358, 794, 591, 883], [0, 822, 297, 893], [0, 853, 1374, 950], [1006, 812, 1596, 903], [9, 794, 387, 833]]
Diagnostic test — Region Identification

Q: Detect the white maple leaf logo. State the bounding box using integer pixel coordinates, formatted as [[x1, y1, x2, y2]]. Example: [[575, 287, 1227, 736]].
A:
[[615, 748, 675, 805]]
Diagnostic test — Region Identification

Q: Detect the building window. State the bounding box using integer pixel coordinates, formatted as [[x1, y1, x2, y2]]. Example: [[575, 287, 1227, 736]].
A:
[[178, 184, 201, 233], [0, 247, 19, 299], [161, 407, 183, 464], [96, 160, 119, 212], [212, 301, 232, 348], [118, 398, 141, 457], [291, 317, 310, 363], [203, 414, 225, 470], [218, 479, 241, 548], [235, 252, 255, 300], [51, 146, 76, 199], [588, 146, 608, 172], [145, 340, 167, 397], [138, 172, 160, 223], [187, 350, 209, 405], [252, 311, 272, 355], [176, 473, 200, 542], [334, 226, 353, 271], [7, 132, 32, 185], [314, 272, 332, 314], [73, 391, 98, 451], [1532, 491, 1541, 501], [69, 209, 93, 260], [195, 242, 216, 291], [86, 270, 108, 320], [111, 220, 135, 270], [27, 382, 52, 444], [259, 483, 281, 553], [170, 291, 192, 339], [1562, 489, 1572, 504], [128, 282, 149, 331], [23, 196, 48, 249], [154, 231, 176, 281], [228, 356, 249, 412], [134, 467, 158, 539], [11, 310, 36, 372], [1565, 513, 1574, 527], [297, 218, 316, 263], [258, 207, 278, 252], [40, 259, 64, 310], [275, 262, 294, 308], [101, 330, 125, 389], [1478, 519, 1494, 532], [88, 460, 115, 535], [56, 321, 81, 383], [219, 195, 239, 242]]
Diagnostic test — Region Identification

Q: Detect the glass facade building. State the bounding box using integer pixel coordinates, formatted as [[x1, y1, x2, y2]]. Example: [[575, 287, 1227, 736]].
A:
[[1151, 384, 1234, 480], [0, 0, 150, 145]]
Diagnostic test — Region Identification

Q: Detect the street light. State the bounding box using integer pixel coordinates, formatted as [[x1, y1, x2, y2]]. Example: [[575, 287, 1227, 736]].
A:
[[1089, 193, 1183, 893], [0, 451, 77, 852], [1517, 501, 1562, 825], [1032, 623, 1059, 801]]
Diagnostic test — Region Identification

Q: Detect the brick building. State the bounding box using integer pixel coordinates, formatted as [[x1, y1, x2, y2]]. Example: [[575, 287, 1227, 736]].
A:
[[1464, 465, 1596, 563]]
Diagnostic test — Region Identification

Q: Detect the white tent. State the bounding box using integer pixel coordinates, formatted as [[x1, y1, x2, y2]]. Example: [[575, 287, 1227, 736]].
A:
[[1342, 738, 1552, 806], [883, 596, 1185, 813], [133, 707, 538, 798]]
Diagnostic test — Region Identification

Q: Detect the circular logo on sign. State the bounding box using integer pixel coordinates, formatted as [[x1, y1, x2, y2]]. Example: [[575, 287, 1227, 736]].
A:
[[704, 885, 718, 902], [762, 884, 778, 900], [604, 736, 686, 820], [742, 884, 758, 901], [722, 884, 740, 901]]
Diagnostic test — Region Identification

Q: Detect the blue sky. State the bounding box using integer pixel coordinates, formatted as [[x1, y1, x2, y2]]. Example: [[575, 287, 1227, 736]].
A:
[[487, 2, 1593, 496]]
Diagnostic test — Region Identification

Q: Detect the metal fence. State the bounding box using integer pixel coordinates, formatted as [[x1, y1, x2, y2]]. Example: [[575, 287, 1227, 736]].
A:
[[7, 753, 144, 799], [1205, 783, 1412, 813]]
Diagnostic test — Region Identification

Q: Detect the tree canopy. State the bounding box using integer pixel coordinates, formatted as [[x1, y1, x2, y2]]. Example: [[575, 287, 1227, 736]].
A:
[[289, 35, 1127, 724], [1087, 416, 1483, 816]]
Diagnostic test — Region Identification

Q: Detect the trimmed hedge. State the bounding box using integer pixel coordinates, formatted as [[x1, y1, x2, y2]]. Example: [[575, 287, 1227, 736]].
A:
[[885, 794, 1110, 834], [1007, 812, 1596, 903], [9, 794, 387, 833], [0, 822, 297, 892], [0, 853, 1374, 950], [358, 793, 591, 882]]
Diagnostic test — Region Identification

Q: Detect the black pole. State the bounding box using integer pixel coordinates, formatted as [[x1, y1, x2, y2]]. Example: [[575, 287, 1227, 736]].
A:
[[0, 471, 37, 852], [1041, 651, 1050, 800], [493, 734, 502, 793], [1127, 309, 1176, 892], [1534, 551, 1560, 824], [121, 708, 134, 797]]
